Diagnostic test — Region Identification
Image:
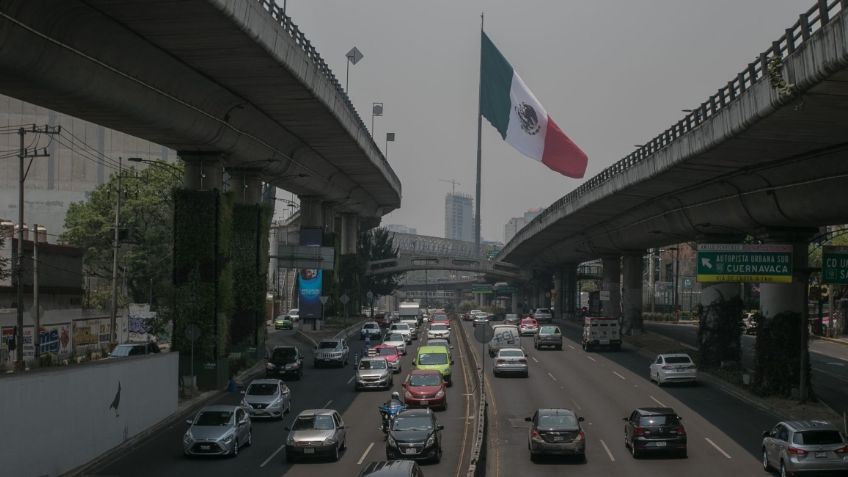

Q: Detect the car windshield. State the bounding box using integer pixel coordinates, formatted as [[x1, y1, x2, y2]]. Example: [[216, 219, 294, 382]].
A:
[[388, 334, 404, 342], [418, 353, 448, 365], [359, 360, 387, 370], [499, 350, 524, 358], [639, 415, 679, 426], [539, 414, 578, 429], [271, 348, 297, 362], [430, 324, 449, 331], [364, 323, 378, 329], [393, 416, 433, 431], [409, 374, 441, 386], [292, 415, 334, 431], [318, 341, 339, 349], [664, 356, 692, 364], [793, 430, 843, 445], [536, 309, 551, 314], [539, 326, 559, 334], [110, 345, 134, 357], [378, 347, 397, 356], [195, 411, 232, 426], [392, 325, 409, 331], [246, 383, 277, 395]]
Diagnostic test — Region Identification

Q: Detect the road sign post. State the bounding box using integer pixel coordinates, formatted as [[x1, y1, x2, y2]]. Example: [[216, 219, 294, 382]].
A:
[[822, 246, 848, 284], [340, 293, 350, 327], [697, 244, 793, 283], [319, 295, 329, 330], [184, 324, 201, 398]]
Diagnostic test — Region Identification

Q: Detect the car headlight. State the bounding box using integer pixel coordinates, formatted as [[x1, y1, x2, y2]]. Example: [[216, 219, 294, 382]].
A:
[[426, 434, 435, 447], [183, 431, 193, 444], [287, 435, 295, 445], [387, 435, 397, 447], [221, 434, 234, 444], [324, 437, 337, 445], [266, 362, 276, 370], [435, 389, 445, 398], [404, 390, 413, 400], [241, 399, 249, 408], [285, 363, 298, 370]]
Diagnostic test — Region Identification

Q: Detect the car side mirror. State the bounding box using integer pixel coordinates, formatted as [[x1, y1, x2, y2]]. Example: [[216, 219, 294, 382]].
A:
[[524, 417, 532, 422], [437, 425, 444, 430], [185, 419, 193, 425], [578, 417, 585, 422], [762, 430, 771, 438]]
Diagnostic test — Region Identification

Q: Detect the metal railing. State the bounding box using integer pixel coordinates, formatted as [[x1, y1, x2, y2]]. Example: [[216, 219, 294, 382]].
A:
[[255, 1, 398, 184], [506, 0, 847, 252]]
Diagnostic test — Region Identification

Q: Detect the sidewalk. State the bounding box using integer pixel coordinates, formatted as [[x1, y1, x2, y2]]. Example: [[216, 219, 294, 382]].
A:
[[815, 335, 848, 346]]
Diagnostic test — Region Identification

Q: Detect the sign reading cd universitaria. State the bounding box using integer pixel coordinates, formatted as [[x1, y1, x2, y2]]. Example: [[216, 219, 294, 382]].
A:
[[298, 227, 324, 320], [696, 243, 793, 283]]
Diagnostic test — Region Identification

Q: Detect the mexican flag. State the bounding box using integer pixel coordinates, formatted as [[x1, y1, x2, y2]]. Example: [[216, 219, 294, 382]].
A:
[[480, 32, 588, 178]]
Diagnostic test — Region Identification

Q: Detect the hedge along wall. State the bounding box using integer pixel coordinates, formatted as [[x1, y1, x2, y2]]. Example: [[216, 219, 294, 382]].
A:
[[230, 203, 273, 348]]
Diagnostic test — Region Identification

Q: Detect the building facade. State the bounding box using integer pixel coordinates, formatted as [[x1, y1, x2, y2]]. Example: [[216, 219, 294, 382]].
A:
[[444, 193, 473, 243], [385, 224, 417, 235]]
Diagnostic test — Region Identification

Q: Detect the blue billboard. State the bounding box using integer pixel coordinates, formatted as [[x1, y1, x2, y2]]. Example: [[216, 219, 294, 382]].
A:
[[298, 227, 323, 319]]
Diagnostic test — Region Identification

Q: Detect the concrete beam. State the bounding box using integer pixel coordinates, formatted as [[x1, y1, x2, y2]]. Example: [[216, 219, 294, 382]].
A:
[[180, 152, 223, 191], [621, 253, 643, 334]]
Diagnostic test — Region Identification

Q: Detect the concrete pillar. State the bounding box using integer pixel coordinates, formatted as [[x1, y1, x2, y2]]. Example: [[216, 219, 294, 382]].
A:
[[562, 264, 577, 322], [227, 169, 263, 204], [180, 152, 223, 191], [298, 196, 324, 229], [340, 213, 359, 255], [322, 202, 337, 234], [511, 291, 518, 314], [621, 253, 644, 334], [601, 255, 621, 319], [760, 234, 813, 319], [553, 272, 563, 320]]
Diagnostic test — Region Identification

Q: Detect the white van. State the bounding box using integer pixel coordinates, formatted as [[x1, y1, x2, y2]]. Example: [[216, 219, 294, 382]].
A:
[[581, 317, 621, 351], [488, 324, 520, 357]]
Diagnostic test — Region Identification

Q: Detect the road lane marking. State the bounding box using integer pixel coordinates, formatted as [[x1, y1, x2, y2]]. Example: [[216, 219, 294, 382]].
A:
[[705, 437, 732, 459], [571, 399, 582, 411], [568, 344, 576, 350], [260, 442, 286, 467], [600, 439, 615, 462], [649, 395, 666, 407], [680, 342, 698, 351], [547, 372, 558, 382], [455, 318, 474, 477], [323, 400, 333, 408], [357, 442, 375, 465], [531, 356, 539, 363], [612, 371, 626, 380], [586, 355, 596, 362], [347, 375, 355, 384]]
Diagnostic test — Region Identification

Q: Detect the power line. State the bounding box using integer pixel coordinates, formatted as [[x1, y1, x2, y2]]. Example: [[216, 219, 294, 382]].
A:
[[59, 128, 123, 170]]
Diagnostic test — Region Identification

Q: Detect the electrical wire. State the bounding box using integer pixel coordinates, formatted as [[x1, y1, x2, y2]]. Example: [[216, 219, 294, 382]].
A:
[[59, 129, 123, 170]]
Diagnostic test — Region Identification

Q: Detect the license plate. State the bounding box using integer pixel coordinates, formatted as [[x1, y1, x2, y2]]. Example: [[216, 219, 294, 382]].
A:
[[200, 444, 211, 450], [420, 400, 428, 405], [304, 448, 315, 454], [653, 441, 666, 447], [552, 436, 564, 442], [403, 448, 417, 455], [600, 339, 610, 345], [816, 451, 827, 458]]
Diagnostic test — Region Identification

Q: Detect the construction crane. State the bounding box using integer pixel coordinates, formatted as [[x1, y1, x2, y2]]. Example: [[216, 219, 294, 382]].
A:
[[439, 179, 461, 195]]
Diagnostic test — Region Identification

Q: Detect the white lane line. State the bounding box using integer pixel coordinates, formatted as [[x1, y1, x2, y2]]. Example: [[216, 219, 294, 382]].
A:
[[347, 375, 355, 384], [531, 356, 539, 363], [599, 439, 615, 462], [705, 437, 732, 459], [586, 355, 596, 362], [649, 395, 666, 407], [546, 372, 558, 382], [260, 442, 286, 467], [680, 342, 698, 351], [612, 371, 626, 380], [357, 442, 375, 465], [568, 344, 576, 350], [323, 400, 333, 409], [571, 399, 583, 411]]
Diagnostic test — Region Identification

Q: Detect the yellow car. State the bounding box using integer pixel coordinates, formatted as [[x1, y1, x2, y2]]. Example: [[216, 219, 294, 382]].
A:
[[413, 346, 452, 386]]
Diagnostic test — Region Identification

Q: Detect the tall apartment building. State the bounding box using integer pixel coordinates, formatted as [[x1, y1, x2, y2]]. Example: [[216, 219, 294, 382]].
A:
[[503, 207, 544, 243], [444, 193, 474, 243]]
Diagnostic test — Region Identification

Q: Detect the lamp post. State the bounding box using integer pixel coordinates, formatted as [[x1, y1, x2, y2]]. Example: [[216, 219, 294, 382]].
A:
[[344, 47, 364, 94], [385, 132, 395, 159], [371, 102, 383, 138]]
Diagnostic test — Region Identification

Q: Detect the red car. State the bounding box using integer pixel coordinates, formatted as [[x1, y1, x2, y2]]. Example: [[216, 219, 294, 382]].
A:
[[431, 314, 450, 327], [403, 369, 447, 410], [372, 344, 402, 373], [519, 317, 540, 336]]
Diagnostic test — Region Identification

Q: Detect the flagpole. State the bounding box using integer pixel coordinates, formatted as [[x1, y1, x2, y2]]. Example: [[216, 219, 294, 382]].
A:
[[474, 12, 484, 258]]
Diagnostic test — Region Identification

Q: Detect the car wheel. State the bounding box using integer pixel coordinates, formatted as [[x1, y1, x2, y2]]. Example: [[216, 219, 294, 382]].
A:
[[678, 448, 687, 458], [247, 429, 253, 447], [433, 446, 442, 463], [341, 437, 347, 451], [630, 440, 639, 458], [557, 345, 563, 350], [780, 461, 788, 477], [530, 451, 538, 462], [232, 439, 239, 457], [332, 444, 340, 462], [762, 448, 771, 471]]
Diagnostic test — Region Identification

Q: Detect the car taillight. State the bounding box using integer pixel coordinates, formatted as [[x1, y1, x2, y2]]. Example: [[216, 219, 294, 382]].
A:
[[835, 445, 848, 455], [575, 431, 585, 441], [633, 427, 646, 436], [530, 430, 541, 439], [675, 425, 686, 435], [787, 447, 808, 457], [496, 359, 506, 364]]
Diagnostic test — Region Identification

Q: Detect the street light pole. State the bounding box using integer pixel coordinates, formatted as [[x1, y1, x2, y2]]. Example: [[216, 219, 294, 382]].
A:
[[110, 157, 123, 345]]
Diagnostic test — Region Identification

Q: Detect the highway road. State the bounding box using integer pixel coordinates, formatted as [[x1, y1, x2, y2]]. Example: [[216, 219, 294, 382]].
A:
[[460, 320, 775, 477], [644, 321, 848, 416], [87, 324, 476, 477]]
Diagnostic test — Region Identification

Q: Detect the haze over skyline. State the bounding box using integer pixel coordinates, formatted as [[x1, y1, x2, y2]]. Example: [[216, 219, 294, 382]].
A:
[[283, 0, 808, 241]]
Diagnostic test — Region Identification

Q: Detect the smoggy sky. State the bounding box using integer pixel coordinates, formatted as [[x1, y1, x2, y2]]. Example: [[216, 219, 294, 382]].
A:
[[279, 0, 809, 242]]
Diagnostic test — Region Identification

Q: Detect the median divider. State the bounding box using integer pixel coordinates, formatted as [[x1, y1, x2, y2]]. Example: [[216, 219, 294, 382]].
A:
[[454, 316, 487, 477]]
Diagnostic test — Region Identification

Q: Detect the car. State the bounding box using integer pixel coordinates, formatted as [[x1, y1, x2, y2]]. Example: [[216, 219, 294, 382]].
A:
[[183, 405, 252, 457], [414, 345, 452, 386], [389, 323, 413, 344], [649, 353, 697, 386], [488, 324, 520, 357], [532, 308, 553, 323], [313, 339, 350, 368], [504, 314, 520, 325], [493, 347, 529, 377], [425, 338, 454, 364], [427, 323, 451, 342], [373, 344, 403, 373], [285, 308, 300, 322], [623, 407, 687, 458], [473, 313, 490, 327], [383, 332, 408, 355], [385, 408, 444, 462], [358, 460, 425, 477], [743, 312, 758, 335], [285, 409, 346, 462], [403, 369, 447, 410], [240, 379, 291, 419], [375, 314, 393, 329], [108, 342, 160, 358], [361, 321, 383, 340], [265, 346, 304, 380], [273, 315, 293, 330], [355, 357, 393, 390], [761, 420, 848, 476], [534, 325, 563, 350], [526, 408, 586, 461], [430, 314, 449, 326], [519, 317, 540, 336], [400, 318, 419, 338], [461, 312, 474, 322]]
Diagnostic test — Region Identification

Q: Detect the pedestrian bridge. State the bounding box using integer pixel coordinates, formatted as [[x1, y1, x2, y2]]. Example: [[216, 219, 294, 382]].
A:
[[366, 256, 527, 281]]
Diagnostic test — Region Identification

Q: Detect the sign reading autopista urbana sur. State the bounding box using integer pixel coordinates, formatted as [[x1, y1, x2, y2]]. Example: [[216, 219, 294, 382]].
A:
[[697, 243, 793, 283]]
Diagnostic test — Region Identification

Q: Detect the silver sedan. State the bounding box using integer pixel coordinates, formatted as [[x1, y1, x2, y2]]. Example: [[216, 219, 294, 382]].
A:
[[183, 405, 252, 457], [493, 347, 529, 377], [241, 379, 291, 419]]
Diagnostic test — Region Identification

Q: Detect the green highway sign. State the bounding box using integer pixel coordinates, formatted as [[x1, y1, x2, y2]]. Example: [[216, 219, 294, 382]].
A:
[[697, 244, 793, 283], [494, 286, 515, 295], [822, 246, 848, 284], [472, 284, 492, 294]]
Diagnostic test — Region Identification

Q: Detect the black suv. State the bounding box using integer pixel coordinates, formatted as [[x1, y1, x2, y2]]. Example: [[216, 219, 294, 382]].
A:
[[358, 460, 424, 477], [265, 346, 304, 380], [623, 407, 687, 458], [385, 408, 444, 463]]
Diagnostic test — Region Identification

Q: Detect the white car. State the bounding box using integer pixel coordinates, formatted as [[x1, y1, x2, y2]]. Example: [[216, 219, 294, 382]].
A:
[[400, 318, 419, 338], [240, 379, 291, 419], [383, 333, 408, 355], [427, 323, 451, 342], [285, 308, 300, 322], [388, 323, 413, 344], [650, 353, 697, 386]]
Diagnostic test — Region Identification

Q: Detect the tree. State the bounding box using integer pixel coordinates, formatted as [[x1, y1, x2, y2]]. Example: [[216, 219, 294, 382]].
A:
[[0, 235, 9, 281], [338, 227, 404, 314], [60, 162, 183, 308]]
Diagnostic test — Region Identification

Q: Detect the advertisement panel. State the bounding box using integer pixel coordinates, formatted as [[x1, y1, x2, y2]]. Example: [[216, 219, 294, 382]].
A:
[[298, 227, 323, 319], [72, 320, 98, 347]]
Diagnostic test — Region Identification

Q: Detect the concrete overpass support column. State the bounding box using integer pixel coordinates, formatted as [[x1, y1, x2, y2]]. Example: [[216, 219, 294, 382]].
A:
[[760, 235, 812, 320], [181, 152, 223, 191], [621, 253, 644, 335], [340, 214, 359, 255], [511, 291, 518, 314], [553, 272, 563, 320], [298, 196, 324, 229], [228, 169, 263, 205], [562, 264, 578, 322], [601, 256, 621, 320]]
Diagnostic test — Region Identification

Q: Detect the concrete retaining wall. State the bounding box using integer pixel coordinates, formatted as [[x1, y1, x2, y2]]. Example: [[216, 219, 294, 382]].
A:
[[0, 352, 178, 477]]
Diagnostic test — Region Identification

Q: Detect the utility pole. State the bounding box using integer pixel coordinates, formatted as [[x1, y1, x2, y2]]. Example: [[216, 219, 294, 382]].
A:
[[648, 248, 656, 314], [15, 125, 58, 369], [110, 157, 123, 346], [33, 224, 39, 361]]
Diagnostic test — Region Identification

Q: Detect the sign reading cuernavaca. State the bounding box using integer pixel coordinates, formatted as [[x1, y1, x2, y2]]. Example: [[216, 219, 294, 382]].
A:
[[822, 246, 848, 284], [697, 243, 793, 283]]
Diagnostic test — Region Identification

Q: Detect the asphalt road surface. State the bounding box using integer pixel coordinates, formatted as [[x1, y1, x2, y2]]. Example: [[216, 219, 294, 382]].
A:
[[644, 321, 848, 416], [459, 320, 777, 477], [87, 324, 476, 477]]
